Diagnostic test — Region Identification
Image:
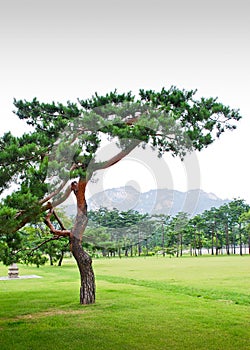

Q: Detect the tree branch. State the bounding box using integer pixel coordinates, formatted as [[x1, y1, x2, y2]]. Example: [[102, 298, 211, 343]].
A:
[[92, 140, 141, 172], [44, 209, 71, 237], [53, 209, 67, 230], [15, 235, 62, 256], [8, 184, 72, 235], [51, 184, 73, 208], [39, 179, 68, 205], [40, 165, 77, 205]]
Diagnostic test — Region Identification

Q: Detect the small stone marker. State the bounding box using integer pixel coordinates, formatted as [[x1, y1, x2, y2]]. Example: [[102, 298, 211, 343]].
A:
[[8, 263, 19, 279]]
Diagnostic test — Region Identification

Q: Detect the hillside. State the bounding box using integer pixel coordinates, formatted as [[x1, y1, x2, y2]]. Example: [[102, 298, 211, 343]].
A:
[[63, 186, 229, 217]]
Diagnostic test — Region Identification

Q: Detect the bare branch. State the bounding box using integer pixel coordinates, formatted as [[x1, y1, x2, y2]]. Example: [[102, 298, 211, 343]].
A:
[[39, 179, 68, 205], [44, 209, 71, 237], [53, 209, 67, 230], [40, 165, 77, 205], [92, 140, 141, 172], [51, 184, 72, 208], [15, 235, 62, 256]]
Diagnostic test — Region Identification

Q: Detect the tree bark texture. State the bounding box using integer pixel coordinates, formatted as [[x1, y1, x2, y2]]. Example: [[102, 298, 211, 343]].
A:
[[71, 179, 96, 305], [71, 234, 95, 304]]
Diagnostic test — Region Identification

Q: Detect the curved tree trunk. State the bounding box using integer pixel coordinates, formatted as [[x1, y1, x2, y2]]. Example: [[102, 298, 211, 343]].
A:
[[71, 179, 96, 305], [71, 234, 95, 304], [45, 179, 96, 304]]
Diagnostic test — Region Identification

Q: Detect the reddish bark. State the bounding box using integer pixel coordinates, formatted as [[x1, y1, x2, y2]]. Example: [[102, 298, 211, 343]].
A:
[[71, 178, 95, 304], [44, 179, 95, 304]]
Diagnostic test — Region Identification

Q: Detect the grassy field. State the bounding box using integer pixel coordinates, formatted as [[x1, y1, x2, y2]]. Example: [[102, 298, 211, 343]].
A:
[[0, 255, 249, 350]]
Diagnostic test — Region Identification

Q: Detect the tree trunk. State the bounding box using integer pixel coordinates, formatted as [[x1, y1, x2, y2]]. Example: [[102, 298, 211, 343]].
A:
[[162, 224, 165, 257], [198, 233, 202, 255], [239, 223, 243, 256], [71, 235, 95, 304], [225, 222, 230, 255], [216, 232, 219, 255], [58, 251, 64, 266], [71, 179, 95, 305], [145, 239, 149, 256], [138, 243, 141, 256], [49, 254, 53, 266], [189, 244, 192, 256], [211, 226, 214, 255], [180, 233, 183, 257], [193, 231, 197, 256]]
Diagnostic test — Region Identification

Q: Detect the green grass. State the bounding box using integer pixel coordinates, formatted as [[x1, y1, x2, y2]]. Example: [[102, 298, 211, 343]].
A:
[[0, 256, 249, 350]]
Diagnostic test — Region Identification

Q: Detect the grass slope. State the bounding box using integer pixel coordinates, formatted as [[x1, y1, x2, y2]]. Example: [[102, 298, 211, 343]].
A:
[[0, 256, 249, 350]]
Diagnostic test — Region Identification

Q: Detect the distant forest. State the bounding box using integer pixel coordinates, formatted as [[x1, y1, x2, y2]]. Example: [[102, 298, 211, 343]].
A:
[[85, 199, 250, 258], [1, 198, 249, 267]]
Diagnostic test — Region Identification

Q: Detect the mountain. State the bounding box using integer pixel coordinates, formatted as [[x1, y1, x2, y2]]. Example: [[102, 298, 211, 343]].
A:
[[63, 186, 229, 217]]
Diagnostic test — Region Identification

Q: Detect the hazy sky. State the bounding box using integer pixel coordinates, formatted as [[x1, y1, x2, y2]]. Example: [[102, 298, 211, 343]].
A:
[[0, 0, 250, 202]]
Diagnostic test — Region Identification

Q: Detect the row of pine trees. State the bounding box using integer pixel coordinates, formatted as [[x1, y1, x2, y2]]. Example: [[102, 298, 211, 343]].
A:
[[1, 198, 249, 267], [85, 198, 250, 257]]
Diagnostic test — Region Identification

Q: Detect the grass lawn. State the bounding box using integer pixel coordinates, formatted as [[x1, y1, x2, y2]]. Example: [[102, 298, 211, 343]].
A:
[[0, 255, 249, 350]]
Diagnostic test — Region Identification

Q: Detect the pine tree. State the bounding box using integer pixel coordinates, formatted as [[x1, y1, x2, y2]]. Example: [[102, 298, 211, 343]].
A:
[[0, 87, 241, 304]]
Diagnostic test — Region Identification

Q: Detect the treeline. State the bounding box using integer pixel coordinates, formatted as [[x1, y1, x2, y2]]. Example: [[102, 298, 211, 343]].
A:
[[84, 199, 250, 257], [1, 199, 250, 267]]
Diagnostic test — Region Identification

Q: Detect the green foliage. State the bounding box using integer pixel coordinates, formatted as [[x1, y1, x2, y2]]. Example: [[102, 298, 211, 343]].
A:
[[0, 87, 242, 265], [0, 209, 72, 267], [0, 232, 22, 265], [2, 198, 247, 265], [84, 199, 250, 257], [85, 208, 150, 255], [0, 206, 19, 234]]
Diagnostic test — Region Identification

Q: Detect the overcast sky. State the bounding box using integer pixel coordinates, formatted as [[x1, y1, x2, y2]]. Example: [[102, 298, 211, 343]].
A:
[[0, 0, 249, 202]]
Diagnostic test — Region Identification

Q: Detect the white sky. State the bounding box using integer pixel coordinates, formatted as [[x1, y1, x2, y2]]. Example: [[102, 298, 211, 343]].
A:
[[0, 0, 250, 202]]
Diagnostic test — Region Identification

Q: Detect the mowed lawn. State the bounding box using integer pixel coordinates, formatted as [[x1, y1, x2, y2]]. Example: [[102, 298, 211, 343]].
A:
[[0, 256, 249, 350]]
